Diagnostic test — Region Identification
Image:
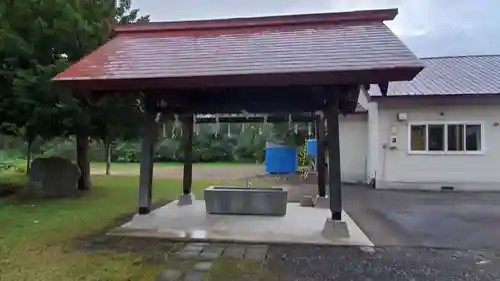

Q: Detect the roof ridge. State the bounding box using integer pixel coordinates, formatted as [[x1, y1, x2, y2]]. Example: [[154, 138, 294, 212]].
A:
[[114, 9, 398, 34], [421, 54, 500, 60]]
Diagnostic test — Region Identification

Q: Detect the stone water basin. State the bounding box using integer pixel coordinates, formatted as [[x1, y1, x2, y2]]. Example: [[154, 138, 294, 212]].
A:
[[204, 186, 287, 216]]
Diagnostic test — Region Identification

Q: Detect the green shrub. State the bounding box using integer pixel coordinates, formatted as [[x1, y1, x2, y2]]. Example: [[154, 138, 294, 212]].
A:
[[14, 165, 27, 174], [155, 138, 181, 162], [114, 141, 141, 162], [0, 161, 15, 172], [40, 138, 77, 160], [0, 122, 313, 165], [298, 140, 308, 166], [0, 151, 19, 172]]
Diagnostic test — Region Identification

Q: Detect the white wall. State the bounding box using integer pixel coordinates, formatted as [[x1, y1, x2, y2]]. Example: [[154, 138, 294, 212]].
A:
[[366, 101, 379, 184], [339, 114, 368, 183], [375, 97, 500, 191]]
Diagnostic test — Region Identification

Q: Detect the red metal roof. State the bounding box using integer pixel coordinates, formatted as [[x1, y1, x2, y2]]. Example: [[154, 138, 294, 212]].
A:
[[54, 9, 423, 91]]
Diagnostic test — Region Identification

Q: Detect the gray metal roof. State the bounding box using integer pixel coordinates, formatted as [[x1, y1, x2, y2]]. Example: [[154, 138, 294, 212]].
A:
[[370, 55, 500, 97]]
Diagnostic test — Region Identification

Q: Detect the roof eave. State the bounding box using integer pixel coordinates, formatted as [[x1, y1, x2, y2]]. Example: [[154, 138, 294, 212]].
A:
[[371, 92, 500, 100], [114, 8, 398, 34], [54, 66, 424, 92]]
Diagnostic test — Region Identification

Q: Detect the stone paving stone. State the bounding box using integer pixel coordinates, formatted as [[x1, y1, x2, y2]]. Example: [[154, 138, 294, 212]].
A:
[[176, 243, 206, 259], [176, 250, 201, 259], [155, 269, 183, 281], [193, 261, 213, 271], [199, 246, 224, 260], [223, 245, 246, 259], [182, 243, 205, 253], [212, 243, 231, 248], [188, 242, 209, 247], [250, 245, 269, 250], [183, 271, 204, 281], [244, 245, 268, 261]]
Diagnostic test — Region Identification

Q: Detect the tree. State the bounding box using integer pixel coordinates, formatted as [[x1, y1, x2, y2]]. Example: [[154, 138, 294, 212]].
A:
[[57, 0, 117, 190], [91, 1, 150, 175], [90, 93, 142, 175], [116, 0, 150, 24], [0, 1, 80, 173], [1, 0, 151, 185], [1, 0, 117, 189]]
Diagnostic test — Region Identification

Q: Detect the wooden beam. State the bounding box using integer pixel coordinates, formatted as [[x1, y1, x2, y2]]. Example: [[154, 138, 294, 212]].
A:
[[161, 101, 323, 115], [378, 81, 389, 96], [325, 98, 342, 221], [182, 115, 194, 195], [338, 85, 361, 115], [62, 67, 422, 91], [194, 114, 316, 123], [152, 86, 331, 114]]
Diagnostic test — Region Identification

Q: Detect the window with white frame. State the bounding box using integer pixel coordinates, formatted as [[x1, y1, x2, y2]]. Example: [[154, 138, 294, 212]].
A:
[[409, 123, 483, 153]]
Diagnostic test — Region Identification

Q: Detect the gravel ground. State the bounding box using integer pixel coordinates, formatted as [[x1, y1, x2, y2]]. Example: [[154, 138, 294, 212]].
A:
[[82, 229, 500, 280], [93, 165, 266, 181], [267, 245, 500, 281]]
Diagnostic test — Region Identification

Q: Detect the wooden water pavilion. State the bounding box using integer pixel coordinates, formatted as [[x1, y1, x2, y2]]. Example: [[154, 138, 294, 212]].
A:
[[54, 8, 423, 221]]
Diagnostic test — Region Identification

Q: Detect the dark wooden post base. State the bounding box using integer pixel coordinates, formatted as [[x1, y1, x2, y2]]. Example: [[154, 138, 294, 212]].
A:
[[332, 211, 342, 221], [138, 207, 151, 215]]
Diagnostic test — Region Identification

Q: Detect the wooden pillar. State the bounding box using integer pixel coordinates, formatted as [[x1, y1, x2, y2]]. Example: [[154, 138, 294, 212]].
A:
[[138, 110, 157, 215], [182, 115, 194, 195], [316, 114, 326, 197], [325, 99, 342, 220]]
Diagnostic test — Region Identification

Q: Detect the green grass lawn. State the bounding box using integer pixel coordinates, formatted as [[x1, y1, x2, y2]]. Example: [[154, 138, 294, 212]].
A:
[[0, 174, 218, 281]]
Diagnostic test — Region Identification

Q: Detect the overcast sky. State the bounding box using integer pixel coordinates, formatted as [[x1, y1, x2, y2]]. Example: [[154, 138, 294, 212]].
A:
[[133, 0, 500, 57]]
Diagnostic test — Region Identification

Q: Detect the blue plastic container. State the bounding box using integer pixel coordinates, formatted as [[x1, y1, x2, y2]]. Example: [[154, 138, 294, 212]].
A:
[[306, 139, 318, 157], [265, 142, 297, 174]]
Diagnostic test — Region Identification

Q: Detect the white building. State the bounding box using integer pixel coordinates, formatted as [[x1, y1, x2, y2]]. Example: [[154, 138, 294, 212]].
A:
[[340, 55, 500, 191]]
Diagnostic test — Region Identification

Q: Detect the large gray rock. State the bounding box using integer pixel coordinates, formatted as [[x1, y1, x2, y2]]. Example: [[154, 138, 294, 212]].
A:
[[27, 157, 81, 198]]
